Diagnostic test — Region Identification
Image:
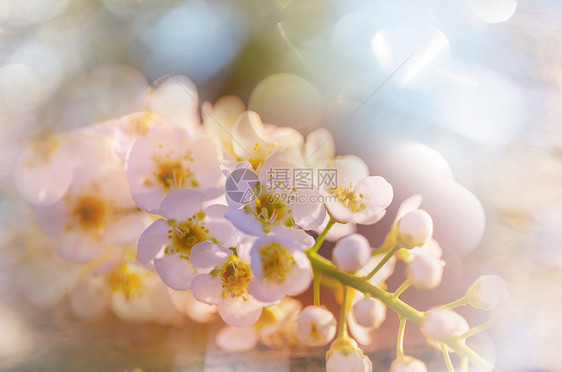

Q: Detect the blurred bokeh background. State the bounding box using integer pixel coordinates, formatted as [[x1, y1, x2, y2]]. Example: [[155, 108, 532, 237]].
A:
[[1, 0, 561, 371]]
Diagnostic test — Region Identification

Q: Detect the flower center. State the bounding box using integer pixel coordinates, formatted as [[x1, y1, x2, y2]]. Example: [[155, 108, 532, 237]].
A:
[[248, 142, 275, 170], [106, 264, 143, 300], [153, 161, 190, 190], [309, 323, 323, 340], [258, 242, 295, 283], [124, 112, 155, 135], [165, 213, 209, 260], [244, 193, 293, 232], [72, 195, 108, 230], [213, 257, 253, 299], [331, 184, 368, 213]]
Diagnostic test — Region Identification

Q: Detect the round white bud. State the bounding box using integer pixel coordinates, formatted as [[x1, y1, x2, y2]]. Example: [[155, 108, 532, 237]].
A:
[[423, 309, 469, 341], [295, 306, 337, 346], [332, 234, 371, 273], [406, 254, 445, 290], [352, 297, 387, 329], [467, 275, 509, 311], [326, 338, 373, 372], [396, 210, 433, 249], [390, 355, 428, 372]]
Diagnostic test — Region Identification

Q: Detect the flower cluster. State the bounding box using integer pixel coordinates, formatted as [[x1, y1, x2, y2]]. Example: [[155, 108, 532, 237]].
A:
[[13, 75, 508, 371]]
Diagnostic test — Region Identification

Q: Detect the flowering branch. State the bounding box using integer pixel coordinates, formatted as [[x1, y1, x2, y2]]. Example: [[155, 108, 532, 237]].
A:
[[306, 250, 493, 371], [13, 83, 509, 372]]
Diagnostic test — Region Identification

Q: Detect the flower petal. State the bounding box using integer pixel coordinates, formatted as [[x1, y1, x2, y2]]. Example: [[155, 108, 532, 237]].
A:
[[232, 111, 268, 159], [218, 295, 263, 327], [332, 155, 369, 186], [304, 128, 335, 168], [205, 219, 240, 248], [34, 201, 67, 237], [106, 212, 152, 246], [69, 277, 108, 320], [357, 176, 393, 211], [225, 209, 266, 237], [270, 226, 314, 249], [137, 219, 170, 264], [57, 231, 104, 263], [170, 289, 217, 323], [394, 194, 423, 224], [158, 189, 205, 221], [154, 254, 195, 290], [145, 75, 200, 131], [283, 249, 312, 296], [15, 141, 73, 206], [247, 278, 285, 303], [190, 242, 231, 271], [191, 274, 223, 305], [347, 312, 374, 346], [216, 326, 259, 352]]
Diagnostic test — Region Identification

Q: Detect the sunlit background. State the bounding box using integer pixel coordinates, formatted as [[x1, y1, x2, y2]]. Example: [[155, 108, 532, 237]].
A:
[[1, 0, 561, 371]]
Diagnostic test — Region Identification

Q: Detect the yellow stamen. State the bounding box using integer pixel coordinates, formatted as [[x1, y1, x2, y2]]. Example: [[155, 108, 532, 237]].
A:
[[72, 195, 108, 230], [331, 183, 369, 213], [213, 257, 253, 299], [165, 214, 209, 260], [106, 264, 142, 300], [259, 242, 295, 283]]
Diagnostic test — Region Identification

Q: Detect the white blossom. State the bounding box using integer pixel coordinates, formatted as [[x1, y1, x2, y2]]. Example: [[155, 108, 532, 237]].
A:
[[332, 234, 371, 274], [324, 155, 393, 225], [406, 254, 445, 290], [125, 123, 222, 213], [248, 235, 312, 303], [352, 297, 386, 329], [326, 338, 373, 372], [225, 152, 324, 245], [396, 210, 433, 249], [33, 134, 150, 263], [137, 189, 240, 290], [14, 135, 73, 207], [189, 241, 265, 327], [70, 261, 180, 324], [295, 306, 337, 346], [215, 297, 302, 352], [467, 275, 509, 311], [390, 356, 428, 372], [423, 309, 469, 342]]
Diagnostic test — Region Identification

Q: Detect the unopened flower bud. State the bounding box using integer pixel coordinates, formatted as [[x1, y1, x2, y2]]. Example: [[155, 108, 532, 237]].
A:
[[295, 306, 337, 346], [326, 338, 372, 372], [467, 275, 509, 311], [352, 297, 386, 329], [332, 234, 371, 273], [423, 309, 468, 341], [406, 254, 445, 290], [390, 355, 428, 372], [396, 210, 433, 249]]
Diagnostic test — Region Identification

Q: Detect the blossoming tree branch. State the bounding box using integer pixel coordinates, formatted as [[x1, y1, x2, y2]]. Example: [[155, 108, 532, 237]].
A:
[[13, 76, 508, 372]]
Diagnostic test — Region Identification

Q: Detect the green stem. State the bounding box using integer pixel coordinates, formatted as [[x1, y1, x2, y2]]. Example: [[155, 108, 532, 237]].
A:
[[365, 245, 400, 280], [438, 296, 469, 310], [320, 276, 340, 292], [393, 279, 412, 298], [306, 251, 493, 371], [308, 217, 336, 254], [337, 285, 349, 338], [441, 343, 455, 372], [396, 317, 406, 357], [459, 319, 494, 340], [313, 273, 320, 306], [461, 357, 468, 372]]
